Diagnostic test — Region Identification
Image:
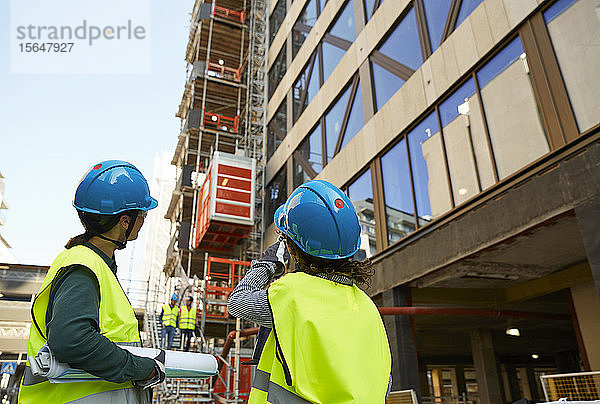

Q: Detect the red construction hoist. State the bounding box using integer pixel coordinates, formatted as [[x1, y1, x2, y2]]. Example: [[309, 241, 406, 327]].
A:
[[194, 151, 256, 254]]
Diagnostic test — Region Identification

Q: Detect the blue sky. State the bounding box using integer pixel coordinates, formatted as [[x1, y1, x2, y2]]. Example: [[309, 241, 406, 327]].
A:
[[0, 0, 194, 269]]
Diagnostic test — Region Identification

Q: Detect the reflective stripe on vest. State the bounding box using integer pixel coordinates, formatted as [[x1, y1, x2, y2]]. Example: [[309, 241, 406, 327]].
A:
[[162, 304, 178, 327], [18, 245, 142, 404], [251, 369, 310, 403], [179, 306, 196, 330], [248, 272, 391, 404]]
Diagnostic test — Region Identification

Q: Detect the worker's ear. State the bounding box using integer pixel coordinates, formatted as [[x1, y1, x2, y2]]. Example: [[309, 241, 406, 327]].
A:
[[119, 214, 131, 230]]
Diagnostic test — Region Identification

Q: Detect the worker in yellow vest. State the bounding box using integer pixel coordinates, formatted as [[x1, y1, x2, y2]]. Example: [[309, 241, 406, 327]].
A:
[[179, 296, 197, 351], [160, 293, 179, 349], [19, 160, 166, 404], [228, 180, 391, 403]]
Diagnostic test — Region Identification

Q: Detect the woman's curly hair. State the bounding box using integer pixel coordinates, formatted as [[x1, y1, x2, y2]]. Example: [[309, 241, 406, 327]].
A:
[[284, 235, 374, 289]]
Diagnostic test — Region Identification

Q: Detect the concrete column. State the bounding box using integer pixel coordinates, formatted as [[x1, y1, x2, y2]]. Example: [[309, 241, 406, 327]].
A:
[[419, 363, 430, 397], [449, 368, 460, 398], [517, 368, 532, 401], [525, 367, 540, 402], [570, 281, 600, 370], [470, 329, 502, 404], [504, 363, 521, 402], [431, 368, 443, 399], [575, 201, 600, 296], [382, 286, 421, 395], [455, 365, 468, 398]]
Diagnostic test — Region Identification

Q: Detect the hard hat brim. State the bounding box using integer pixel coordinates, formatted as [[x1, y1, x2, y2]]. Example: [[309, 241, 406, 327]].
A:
[[274, 205, 286, 232], [74, 195, 159, 215]]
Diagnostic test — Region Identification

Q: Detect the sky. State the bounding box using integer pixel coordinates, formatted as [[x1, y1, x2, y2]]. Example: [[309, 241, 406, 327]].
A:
[[0, 0, 194, 274]]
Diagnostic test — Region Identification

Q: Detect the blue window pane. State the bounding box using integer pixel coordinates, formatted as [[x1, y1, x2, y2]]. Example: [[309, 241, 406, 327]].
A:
[[365, 0, 376, 21], [322, 42, 346, 83], [407, 112, 440, 225], [543, 0, 578, 23], [319, 0, 329, 14], [455, 0, 484, 29], [293, 55, 320, 122], [267, 100, 287, 158], [294, 124, 322, 187], [439, 79, 476, 127], [365, 0, 384, 22], [381, 139, 415, 243], [379, 7, 422, 71], [348, 170, 372, 202], [340, 81, 363, 150], [348, 169, 377, 256], [325, 84, 352, 163], [293, 0, 318, 58], [268, 48, 287, 99], [423, 0, 452, 52], [476, 37, 523, 88], [372, 61, 405, 111], [266, 167, 287, 227], [270, 0, 287, 43], [329, 1, 356, 42], [307, 125, 323, 173]]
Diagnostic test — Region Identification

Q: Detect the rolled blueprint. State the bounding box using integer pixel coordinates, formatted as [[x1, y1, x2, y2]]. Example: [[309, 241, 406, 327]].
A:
[[29, 344, 218, 383]]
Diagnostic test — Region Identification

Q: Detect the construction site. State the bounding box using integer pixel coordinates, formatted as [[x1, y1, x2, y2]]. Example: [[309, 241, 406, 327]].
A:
[[1, 0, 600, 403], [144, 0, 267, 401]]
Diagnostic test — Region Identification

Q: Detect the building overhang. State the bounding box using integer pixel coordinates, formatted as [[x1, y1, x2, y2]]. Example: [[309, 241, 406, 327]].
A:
[[369, 135, 600, 297]]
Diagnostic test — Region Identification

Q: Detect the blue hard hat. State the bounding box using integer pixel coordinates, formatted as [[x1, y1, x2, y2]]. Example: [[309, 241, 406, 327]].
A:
[[74, 160, 158, 215], [171, 293, 179, 301], [274, 180, 361, 259]]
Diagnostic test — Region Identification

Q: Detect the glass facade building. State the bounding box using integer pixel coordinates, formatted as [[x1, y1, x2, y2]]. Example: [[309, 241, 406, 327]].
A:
[[263, 0, 600, 400]]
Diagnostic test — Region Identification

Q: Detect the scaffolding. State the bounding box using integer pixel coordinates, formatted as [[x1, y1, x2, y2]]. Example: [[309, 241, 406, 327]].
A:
[[152, 0, 268, 402]]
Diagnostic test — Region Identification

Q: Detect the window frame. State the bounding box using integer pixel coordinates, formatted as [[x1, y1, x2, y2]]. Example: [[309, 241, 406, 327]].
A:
[[341, 1, 591, 252]]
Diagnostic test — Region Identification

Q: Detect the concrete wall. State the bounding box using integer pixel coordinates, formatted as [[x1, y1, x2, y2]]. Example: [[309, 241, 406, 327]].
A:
[[571, 281, 600, 370]]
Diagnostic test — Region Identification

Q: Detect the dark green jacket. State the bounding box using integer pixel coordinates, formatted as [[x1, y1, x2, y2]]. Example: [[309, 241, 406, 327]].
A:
[[45, 242, 154, 383]]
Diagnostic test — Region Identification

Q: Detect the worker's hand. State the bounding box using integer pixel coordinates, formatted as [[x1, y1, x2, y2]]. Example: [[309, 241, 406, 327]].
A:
[[133, 349, 166, 389], [259, 240, 289, 277]]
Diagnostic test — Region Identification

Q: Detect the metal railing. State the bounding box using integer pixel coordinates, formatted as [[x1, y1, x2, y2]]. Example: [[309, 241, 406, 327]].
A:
[[420, 395, 476, 404], [541, 371, 600, 402], [387, 390, 419, 404]]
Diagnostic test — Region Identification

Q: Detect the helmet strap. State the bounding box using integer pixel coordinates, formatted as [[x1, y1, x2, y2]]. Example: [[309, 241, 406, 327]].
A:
[[116, 211, 139, 250], [94, 234, 126, 250], [83, 211, 139, 250]]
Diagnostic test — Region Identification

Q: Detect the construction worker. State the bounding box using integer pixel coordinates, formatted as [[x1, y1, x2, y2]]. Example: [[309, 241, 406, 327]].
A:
[[160, 293, 179, 349], [19, 160, 166, 404], [228, 179, 392, 403], [179, 296, 197, 351]]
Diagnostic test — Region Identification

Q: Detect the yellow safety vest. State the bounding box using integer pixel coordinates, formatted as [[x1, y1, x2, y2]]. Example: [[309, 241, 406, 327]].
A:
[[162, 304, 179, 327], [249, 272, 391, 403], [19, 245, 142, 404], [179, 306, 197, 330]]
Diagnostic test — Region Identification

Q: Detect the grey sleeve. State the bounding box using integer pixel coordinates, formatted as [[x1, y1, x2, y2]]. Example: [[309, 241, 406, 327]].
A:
[[227, 260, 276, 328]]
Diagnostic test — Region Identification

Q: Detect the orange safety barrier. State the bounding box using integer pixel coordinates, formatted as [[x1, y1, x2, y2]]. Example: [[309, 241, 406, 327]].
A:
[[204, 256, 250, 320], [206, 58, 242, 82], [203, 109, 239, 133], [213, 1, 246, 23]]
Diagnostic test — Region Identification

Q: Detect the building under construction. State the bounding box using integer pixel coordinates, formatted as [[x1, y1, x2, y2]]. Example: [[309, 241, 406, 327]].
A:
[[153, 0, 267, 402], [154, 0, 600, 403]]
